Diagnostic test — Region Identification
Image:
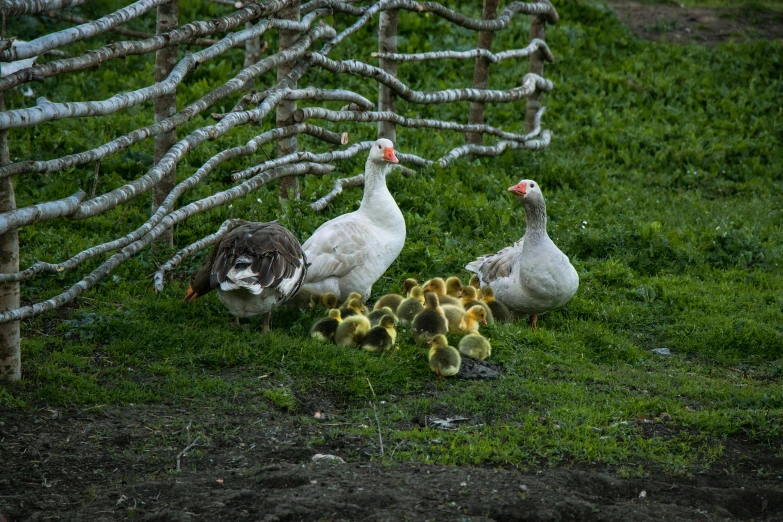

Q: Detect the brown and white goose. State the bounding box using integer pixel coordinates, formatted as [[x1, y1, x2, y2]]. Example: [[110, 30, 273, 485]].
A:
[[184, 221, 307, 332], [466, 180, 578, 329], [300, 138, 406, 301]]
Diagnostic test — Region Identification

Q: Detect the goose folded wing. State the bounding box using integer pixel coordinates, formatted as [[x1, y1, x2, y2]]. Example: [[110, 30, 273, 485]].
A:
[[466, 243, 521, 283], [212, 224, 306, 297], [303, 218, 373, 284]]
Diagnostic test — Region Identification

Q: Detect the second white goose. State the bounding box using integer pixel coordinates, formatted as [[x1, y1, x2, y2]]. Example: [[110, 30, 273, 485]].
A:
[[300, 138, 406, 301]]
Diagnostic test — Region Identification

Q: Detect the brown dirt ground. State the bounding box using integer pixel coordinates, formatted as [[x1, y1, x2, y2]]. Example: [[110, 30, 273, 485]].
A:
[[4, 3, 783, 521], [606, 1, 783, 44], [1, 405, 783, 522]]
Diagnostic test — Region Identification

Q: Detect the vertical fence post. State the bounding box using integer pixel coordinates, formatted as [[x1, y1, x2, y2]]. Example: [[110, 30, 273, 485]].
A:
[[0, 92, 20, 382], [467, 0, 498, 145], [277, 0, 301, 201], [152, 0, 179, 247], [377, 9, 398, 142], [525, 8, 546, 133], [243, 21, 262, 88]]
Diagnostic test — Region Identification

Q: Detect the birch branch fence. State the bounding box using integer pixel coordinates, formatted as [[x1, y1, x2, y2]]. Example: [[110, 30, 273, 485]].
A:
[[0, 0, 558, 381]]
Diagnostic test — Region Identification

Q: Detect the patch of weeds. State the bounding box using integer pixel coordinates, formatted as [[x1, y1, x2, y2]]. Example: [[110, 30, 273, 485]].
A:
[[645, 19, 681, 33], [262, 387, 297, 412]]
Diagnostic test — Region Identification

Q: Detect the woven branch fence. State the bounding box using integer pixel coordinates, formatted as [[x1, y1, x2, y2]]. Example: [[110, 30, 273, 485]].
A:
[[0, 0, 558, 381]]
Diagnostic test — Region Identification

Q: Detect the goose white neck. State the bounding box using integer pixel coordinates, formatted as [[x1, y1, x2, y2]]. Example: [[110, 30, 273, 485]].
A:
[[359, 159, 393, 211], [523, 198, 549, 242]]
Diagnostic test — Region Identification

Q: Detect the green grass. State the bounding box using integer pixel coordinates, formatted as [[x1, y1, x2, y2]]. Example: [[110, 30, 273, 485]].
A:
[[2, 0, 783, 475]]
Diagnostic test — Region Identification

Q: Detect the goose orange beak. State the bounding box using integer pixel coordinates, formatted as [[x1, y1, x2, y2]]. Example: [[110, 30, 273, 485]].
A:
[[183, 285, 199, 303], [481, 318, 488, 325], [508, 182, 526, 196], [383, 147, 399, 164]]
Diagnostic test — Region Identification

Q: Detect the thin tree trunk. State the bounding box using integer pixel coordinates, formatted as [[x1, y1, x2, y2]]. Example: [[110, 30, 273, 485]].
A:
[[276, 0, 301, 201], [0, 92, 20, 382], [243, 20, 262, 89], [152, 0, 178, 247], [467, 0, 498, 145], [377, 9, 398, 142], [526, 13, 546, 133]]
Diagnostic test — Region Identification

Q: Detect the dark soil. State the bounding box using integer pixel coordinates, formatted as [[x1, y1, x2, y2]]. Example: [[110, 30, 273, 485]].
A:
[[2, 404, 783, 521], [4, 4, 783, 522], [607, 1, 783, 45]]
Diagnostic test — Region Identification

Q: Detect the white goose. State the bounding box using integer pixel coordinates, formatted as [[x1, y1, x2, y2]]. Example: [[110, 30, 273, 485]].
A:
[[466, 179, 578, 329], [301, 138, 406, 301]]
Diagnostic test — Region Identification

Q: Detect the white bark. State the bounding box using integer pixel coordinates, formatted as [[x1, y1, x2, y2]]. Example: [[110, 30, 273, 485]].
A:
[[0, 163, 334, 324], [0, 3, 284, 92], [294, 106, 544, 142], [302, 0, 366, 16], [153, 218, 246, 292], [0, 17, 327, 179], [0, 0, 172, 62], [388, 0, 558, 30], [0, 0, 90, 16], [320, 0, 394, 54], [0, 15, 320, 129], [0, 189, 85, 235], [236, 87, 374, 112], [372, 40, 553, 63], [232, 140, 372, 181], [310, 173, 365, 212], [307, 52, 553, 103], [38, 10, 230, 47], [436, 130, 551, 168], [0, 124, 342, 284]]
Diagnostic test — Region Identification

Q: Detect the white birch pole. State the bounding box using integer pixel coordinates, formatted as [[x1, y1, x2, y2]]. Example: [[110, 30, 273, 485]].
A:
[[0, 0, 172, 61], [153, 0, 179, 248], [0, 124, 344, 284], [0, 3, 285, 93], [293, 106, 544, 142], [276, 0, 301, 201], [0, 91, 19, 382], [371, 40, 554, 63], [38, 10, 231, 47], [467, 0, 498, 146], [233, 87, 374, 112], [0, 0, 91, 17], [377, 8, 397, 141], [306, 53, 553, 103], [0, 17, 327, 177], [0, 163, 335, 324]]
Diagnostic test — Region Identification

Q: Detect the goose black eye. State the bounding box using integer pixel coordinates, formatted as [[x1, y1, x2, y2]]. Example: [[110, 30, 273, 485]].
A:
[[531, 183, 535, 187]]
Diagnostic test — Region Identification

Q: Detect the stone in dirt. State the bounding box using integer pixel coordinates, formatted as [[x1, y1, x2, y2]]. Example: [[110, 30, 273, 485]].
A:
[[457, 357, 502, 379]]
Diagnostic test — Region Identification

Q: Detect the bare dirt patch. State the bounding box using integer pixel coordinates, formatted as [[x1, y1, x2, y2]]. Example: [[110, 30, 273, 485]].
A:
[[606, 1, 783, 44], [2, 405, 783, 521]]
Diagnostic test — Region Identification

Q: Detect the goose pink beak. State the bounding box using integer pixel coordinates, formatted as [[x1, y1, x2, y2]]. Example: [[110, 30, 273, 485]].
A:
[[384, 147, 399, 164], [508, 182, 526, 196]]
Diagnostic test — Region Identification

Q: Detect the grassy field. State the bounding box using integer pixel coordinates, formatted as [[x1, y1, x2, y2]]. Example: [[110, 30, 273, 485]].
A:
[[2, 0, 783, 481]]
